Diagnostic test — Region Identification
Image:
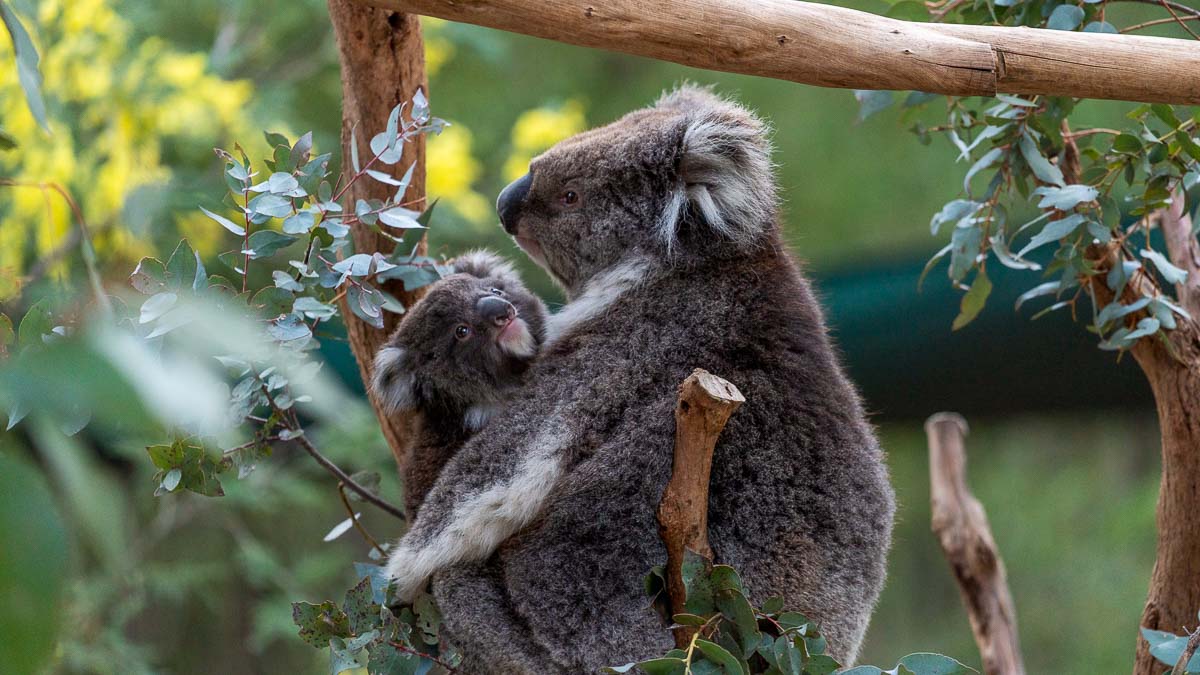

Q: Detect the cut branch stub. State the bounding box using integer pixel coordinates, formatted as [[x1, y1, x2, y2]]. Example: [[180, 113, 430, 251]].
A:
[[926, 412, 1026, 675], [359, 0, 1200, 105], [657, 368, 744, 647]]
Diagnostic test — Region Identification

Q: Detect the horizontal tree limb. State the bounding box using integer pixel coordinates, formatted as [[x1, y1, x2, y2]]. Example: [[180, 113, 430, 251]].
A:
[[358, 0, 1200, 105]]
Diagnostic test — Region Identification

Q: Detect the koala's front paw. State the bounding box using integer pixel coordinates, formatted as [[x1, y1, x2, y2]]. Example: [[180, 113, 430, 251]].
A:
[[384, 542, 428, 604]]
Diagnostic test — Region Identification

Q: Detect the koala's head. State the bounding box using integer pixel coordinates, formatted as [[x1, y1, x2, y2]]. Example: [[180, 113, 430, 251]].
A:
[[495, 85, 777, 295], [371, 250, 547, 421]]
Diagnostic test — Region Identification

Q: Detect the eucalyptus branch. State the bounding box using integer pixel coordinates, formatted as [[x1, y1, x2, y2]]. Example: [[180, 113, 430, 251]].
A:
[[337, 482, 387, 556], [1118, 0, 1200, 19], [255, 376, 406, 520], [386, 641, 456, 671], [1122, 14, 1200, 33]]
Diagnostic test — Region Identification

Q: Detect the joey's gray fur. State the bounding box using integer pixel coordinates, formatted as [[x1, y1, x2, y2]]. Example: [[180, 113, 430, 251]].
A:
[[384, 86, 896, 672], [372, 250, 547, 517]]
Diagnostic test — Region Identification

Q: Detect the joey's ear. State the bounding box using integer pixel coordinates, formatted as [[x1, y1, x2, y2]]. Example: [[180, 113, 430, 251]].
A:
[[656, 87, 777, 254], [451, 249, 520, 285], [372, 346, 416, 413]]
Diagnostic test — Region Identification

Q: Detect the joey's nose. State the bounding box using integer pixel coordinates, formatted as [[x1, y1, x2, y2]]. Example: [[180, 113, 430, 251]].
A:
[[477, 295, 516, 327], [497, 173, 531, 235]]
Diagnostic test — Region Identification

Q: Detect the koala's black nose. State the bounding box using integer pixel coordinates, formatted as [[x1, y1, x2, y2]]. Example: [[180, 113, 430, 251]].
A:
[[497, 173, 531, 235], [477, 295, 516, 327]]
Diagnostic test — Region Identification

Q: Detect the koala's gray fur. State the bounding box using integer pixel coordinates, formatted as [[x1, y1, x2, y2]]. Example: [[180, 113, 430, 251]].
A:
[[384, 86, 896, 672], [371, 250, 547, 517]]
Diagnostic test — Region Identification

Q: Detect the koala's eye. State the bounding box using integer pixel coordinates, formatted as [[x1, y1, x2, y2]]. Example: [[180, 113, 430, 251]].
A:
[[560, 190, 579, 207], [489, 287, 505, 297], [454, 325, 471, 340]]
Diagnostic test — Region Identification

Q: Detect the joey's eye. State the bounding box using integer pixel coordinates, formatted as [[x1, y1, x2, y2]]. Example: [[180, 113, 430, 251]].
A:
[[560, 190, 579, 207], [454, 325, 471, 340], [489, 287, 505, 296]]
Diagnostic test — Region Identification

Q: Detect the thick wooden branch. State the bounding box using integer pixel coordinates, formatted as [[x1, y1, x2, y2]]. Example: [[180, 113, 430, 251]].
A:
[[358, 0, 1200, 105], [327, 1, 428, 471], [926, 413, 1026, 675], [658, 369, 744, 647]]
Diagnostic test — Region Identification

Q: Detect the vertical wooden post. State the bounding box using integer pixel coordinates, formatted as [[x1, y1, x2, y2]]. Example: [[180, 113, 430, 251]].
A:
[[327, 1, 427, 470], [926, 413, 1026, 675], [657, 369, 744, 647]]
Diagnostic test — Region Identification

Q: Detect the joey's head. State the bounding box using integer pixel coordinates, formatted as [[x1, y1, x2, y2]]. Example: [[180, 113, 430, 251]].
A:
[[371, 251, 547, 423], [496, 85, 779, 296]]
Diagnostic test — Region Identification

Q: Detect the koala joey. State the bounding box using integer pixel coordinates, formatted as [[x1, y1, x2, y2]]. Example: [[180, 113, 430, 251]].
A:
[[371, 250, 547, 517]]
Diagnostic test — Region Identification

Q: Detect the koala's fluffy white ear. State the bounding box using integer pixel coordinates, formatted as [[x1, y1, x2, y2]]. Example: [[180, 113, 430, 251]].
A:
[[452, 249, 520, 284], [656, 86, 777, 254], [372, 346, 416, 413]]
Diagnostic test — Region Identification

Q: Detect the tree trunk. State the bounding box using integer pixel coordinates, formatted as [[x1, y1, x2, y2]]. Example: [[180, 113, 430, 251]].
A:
[[1132, 325, 1200, 675], [1125, 200, 1200, 675], [327, 0, 427, 469]]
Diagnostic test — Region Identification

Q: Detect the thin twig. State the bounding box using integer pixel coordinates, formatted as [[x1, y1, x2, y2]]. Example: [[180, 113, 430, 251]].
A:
[[386, 641, 457, 671], [1158, 0, 1200, 38], [254, 375, 406, 520], [1122, 14, 1200, 32], [1172, 626, 1200, 675], [289, 430, 404, 519], [1115, 0, 1200, 18], [338, 481, 387, 555]]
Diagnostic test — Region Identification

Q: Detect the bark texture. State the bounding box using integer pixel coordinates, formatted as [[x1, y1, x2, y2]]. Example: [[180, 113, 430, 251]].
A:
[[657, 369, 744, 648], [357, 0, 1200, 104], [926, 413, 1025, 675], [327, 0, 428, 468], [1130, 201, 1200, 675]]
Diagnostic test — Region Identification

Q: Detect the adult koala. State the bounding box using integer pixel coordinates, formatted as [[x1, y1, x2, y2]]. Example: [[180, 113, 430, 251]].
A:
[[384, 86, 895, 671]]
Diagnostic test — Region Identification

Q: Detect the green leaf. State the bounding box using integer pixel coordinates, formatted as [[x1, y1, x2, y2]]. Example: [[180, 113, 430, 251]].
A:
[[1047, 4, 1084, 30], [930, 200, 983, 236], [165, 240, 198, 292], [379, 207, 425, 229], [1112, 133, 1143, 154], [248, 193, 293, 219], [1142, 627, 1200, 670], [1018, 134, 1065, 187], [0, 452, 68, 674], [896, 652, 978, 674], [246, 230, 298, 259], [294, 297, 336, 320], [1032, 184, 1097, 211], [129, 257, 168, 295], [199, 206, 246, 236], [0, 1, 48, 130], [1141, 249, 1188, 285], [293, 600, 351, 648], [1083, 20, 1117, 33], [853, 90, 894, 122], [682, 550, 716, 615], [17, 298, 52, 348], [953, 269, 992, 330], [1015, 281, 1061, 312], [695, 639, 745, 675], [1015, 213, 1085, 258], [283, 210, 317, 235], [342, 575, 380, 635], [329, 637, 365, 675], [949, 225, 982, 283]]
